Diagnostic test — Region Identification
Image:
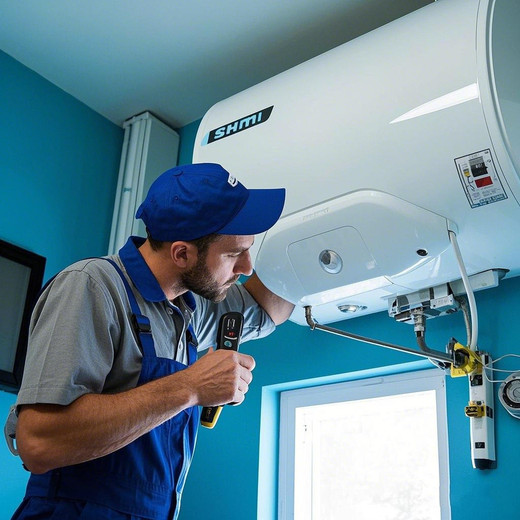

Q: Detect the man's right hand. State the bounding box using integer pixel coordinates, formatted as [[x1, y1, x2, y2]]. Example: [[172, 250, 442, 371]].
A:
[[183, 348, 256, 407]]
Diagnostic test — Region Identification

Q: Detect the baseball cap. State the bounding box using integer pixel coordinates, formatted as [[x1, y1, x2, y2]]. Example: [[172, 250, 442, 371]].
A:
[[136, 163, 286, 241]]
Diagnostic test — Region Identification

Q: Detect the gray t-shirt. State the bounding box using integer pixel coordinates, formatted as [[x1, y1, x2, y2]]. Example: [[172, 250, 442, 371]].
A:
[[15, 246, 275, 409]]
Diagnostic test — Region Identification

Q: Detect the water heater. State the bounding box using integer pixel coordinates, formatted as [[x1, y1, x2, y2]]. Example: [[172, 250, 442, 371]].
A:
[[193, 0, 520, 325]]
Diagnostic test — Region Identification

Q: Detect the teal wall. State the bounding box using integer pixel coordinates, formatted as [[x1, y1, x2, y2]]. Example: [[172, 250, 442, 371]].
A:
[[0, 50, 123, 518], [180, 122, 520, 520]]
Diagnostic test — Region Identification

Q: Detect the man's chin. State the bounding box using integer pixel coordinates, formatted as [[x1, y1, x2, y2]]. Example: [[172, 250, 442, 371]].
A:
[[211, 288, 229, 303], [194, 281, 236, 302]]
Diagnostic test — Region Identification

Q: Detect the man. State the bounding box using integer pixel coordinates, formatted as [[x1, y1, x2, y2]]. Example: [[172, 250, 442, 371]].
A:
[[8, 162, 294, 519]]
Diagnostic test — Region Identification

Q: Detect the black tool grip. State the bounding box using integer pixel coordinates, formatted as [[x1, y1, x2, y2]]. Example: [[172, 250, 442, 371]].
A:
[[200, 312, 244, 429]]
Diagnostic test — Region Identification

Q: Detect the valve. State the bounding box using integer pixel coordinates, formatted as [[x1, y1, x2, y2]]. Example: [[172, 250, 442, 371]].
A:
[[464, 402, 487, 418], [450, 341, 481, 377]]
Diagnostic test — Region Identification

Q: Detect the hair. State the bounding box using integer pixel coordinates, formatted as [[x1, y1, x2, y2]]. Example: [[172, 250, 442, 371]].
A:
[[146, 229, 222, 256]]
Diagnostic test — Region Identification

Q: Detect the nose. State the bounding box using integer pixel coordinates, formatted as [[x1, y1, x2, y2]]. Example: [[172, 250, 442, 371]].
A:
[[235, 250, 253, 277]]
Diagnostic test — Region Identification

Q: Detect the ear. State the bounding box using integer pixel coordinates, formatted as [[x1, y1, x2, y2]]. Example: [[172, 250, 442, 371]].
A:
[[169, 241, 198, 269]]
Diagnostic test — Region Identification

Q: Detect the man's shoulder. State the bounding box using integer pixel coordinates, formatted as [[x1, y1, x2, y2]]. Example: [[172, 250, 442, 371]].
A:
[[60, 256, 120, 276], [50, 257, 126, 295]]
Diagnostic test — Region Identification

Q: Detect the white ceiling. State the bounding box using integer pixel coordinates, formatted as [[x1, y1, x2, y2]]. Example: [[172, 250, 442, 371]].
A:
[[0, 0, 432, 129]]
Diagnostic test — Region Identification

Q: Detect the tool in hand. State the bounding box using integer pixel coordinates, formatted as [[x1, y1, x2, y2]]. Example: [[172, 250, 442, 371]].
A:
[[200, 311, 244, 429]]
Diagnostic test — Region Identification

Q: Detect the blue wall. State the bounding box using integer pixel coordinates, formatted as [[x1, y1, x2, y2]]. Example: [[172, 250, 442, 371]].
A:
[[0, 50, 123, 518], [179, 123, 520, 520]]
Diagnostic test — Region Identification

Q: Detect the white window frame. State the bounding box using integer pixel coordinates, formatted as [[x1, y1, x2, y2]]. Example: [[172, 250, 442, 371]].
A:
[[278, 368, 450, 519]]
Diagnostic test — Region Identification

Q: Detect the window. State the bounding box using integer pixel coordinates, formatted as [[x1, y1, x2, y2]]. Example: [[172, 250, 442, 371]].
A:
[[278, 369, 450, 520]]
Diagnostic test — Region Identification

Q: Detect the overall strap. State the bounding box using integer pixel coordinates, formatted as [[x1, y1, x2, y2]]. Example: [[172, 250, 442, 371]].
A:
[[99, 258, 155, 359]]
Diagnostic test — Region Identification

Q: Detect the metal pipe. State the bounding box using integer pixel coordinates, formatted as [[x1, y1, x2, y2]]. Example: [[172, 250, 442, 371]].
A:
[[304, 306, 454, 365]]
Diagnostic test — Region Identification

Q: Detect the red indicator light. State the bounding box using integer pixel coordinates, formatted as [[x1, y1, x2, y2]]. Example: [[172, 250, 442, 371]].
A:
[[475, 176, 493, 188]]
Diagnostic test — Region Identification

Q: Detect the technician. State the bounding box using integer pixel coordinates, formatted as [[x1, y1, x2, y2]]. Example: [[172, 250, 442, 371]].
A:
[[7, 162, 294, 520]]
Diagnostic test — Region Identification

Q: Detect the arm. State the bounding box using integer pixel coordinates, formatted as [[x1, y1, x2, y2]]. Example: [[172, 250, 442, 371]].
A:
[[243, 272, 294, 325], [16, 348, 255, 474]]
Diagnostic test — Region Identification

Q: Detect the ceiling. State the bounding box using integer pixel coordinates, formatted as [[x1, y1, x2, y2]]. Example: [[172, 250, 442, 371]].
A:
[[0, 0, 432, 129]]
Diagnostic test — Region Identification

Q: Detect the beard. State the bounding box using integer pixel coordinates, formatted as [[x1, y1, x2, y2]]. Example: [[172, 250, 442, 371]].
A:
[[180, 254, 238, 302]]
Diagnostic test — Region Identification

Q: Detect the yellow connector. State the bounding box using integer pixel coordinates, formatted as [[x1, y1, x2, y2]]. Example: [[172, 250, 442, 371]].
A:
[[450, 343, 481, 378], [465, 401, 486, 418]]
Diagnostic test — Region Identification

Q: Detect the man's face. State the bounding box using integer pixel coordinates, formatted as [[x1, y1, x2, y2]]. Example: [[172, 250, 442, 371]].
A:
[[181, 235, 254, 302]]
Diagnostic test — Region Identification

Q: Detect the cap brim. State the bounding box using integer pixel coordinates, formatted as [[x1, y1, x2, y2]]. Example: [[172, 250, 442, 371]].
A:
[[217, 188, 286, 236]]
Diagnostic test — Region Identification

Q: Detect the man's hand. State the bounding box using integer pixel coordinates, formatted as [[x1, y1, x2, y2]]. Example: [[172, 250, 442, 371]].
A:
[[183, 348, 255, 407]]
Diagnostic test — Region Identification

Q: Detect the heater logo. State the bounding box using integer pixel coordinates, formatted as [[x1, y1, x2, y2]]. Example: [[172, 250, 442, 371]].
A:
[[202, 106, 274, 145]]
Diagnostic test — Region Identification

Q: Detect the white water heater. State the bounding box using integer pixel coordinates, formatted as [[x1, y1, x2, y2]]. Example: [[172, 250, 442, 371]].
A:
[[193, 0, 520, 325]]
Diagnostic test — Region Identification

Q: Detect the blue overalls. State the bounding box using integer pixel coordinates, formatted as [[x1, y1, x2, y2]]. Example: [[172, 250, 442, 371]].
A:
[[13, 257, 200, 520]]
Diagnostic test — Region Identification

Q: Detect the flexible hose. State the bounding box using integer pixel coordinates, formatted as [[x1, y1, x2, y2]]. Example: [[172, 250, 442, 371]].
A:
[[449, 230, 478, 350]]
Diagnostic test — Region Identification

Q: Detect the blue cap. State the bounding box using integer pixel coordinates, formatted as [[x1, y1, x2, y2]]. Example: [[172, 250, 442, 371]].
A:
[[136, 163, 286, 241]]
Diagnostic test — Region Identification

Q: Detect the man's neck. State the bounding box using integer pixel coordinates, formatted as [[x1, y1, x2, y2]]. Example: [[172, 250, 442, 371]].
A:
[[138, 240, 184, 301]]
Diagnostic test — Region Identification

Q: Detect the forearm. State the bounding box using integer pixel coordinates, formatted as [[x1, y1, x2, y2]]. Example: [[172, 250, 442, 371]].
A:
[[16, 348, 254, 474], [244, 273, 294, 325], [17, 370, 196, 474]]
